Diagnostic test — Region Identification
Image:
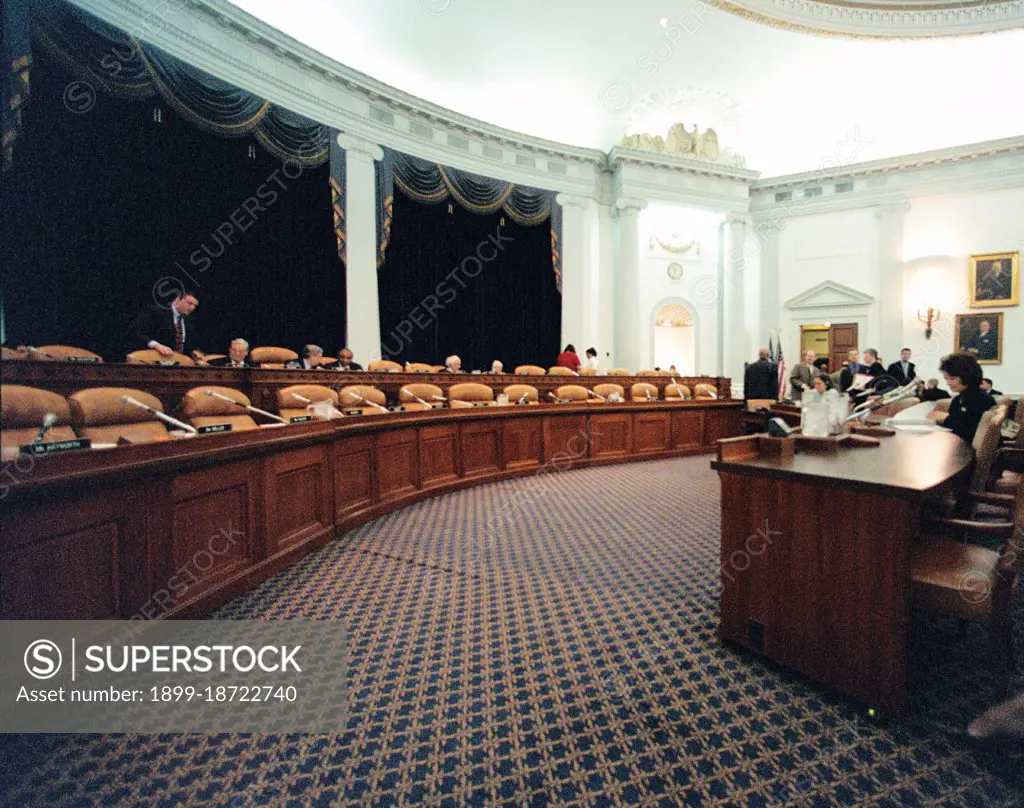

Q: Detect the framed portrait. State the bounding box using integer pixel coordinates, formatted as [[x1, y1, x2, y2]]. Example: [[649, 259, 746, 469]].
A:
[[968, 251, 1019, 308], [954, 312, 1003, 365]]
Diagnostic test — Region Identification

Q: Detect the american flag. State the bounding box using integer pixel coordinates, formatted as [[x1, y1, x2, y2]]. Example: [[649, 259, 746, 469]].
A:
[[776, 338, 786, 399]]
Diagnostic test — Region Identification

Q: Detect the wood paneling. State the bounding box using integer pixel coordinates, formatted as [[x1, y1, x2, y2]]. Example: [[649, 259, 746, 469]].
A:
[[671, 410, 705, 450], [705, 408, 742, 446], [590, 413, 632, 459], [419, 425, 459, 487], [502, 419, 543, 470], [633, 412, 671, 454], [334, 435, 376, 519], [543, 415, 589, 467], [263, 445, 332, 554], [377, 430, 418, 500], [460, 422, 502, 478]]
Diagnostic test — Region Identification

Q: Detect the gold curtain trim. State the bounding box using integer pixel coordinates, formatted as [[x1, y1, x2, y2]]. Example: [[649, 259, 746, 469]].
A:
[[253, 127, 327, 165], [32, 26, 155, 99], [501, 201, 550, 227], [439, 164, 513, 213], [393, 171, 447, 204]]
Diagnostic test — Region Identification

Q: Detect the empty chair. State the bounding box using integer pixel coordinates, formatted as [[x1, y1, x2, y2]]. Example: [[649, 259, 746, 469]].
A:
[[547, 366, 575, 376], [69, 387, 171, 444], [665, 381, 691, 400], [554, 384, 589, 402], [405, 362, 436, 373], [368, 360, 402, 373], [30, 345, 103, 362], [277, 384, 339, 420], [608, 368, 633, 376], [515, 365, 546, 375], [399, 383, 444, 411], [592, 383, 625, 402], [631, 382, 659, 402], [337, 385, 388, 415], [694, 383, 718, 399], [504, 384, 539, 405], [636, 370, 661, 377], [127, 349, 194, 366], [249, 347, 298, 369], [578, 368, 599, 376], [177, 386, 259, 432], [448, 382, 495, 408], [1, 385, 78, 450]]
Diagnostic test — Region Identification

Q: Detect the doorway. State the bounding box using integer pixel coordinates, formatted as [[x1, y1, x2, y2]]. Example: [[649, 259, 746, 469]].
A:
[[653, 302, 695, 372], [800, 323, 858, 375]]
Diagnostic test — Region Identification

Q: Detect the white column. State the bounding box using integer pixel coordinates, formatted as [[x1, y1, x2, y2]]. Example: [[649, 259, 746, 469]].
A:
[[555, 193, 596, 352], [596, 201, 616, 368], [337, 132, 384, 364], [611, 196, 647, 371], [875, 202, 911, 366], [723, 213, 750, 391]]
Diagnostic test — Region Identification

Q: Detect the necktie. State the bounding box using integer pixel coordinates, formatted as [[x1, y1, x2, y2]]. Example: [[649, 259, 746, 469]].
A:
[[174, 315, 184, 353]]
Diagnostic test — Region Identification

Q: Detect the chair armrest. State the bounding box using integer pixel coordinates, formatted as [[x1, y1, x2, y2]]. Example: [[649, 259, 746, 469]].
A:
[[925, 516, 1014, 536], [965, 491, 1014, 505]]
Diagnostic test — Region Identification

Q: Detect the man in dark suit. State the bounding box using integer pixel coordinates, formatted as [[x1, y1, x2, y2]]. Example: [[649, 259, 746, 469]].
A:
[[286, 345, 326, 370], [839, 348, 884, 393], [205, 338, 255, 368], [335, 347, 363, 371], [919, 379, 951, 402], [967, 320, 998, 360], [886, 347, 916, 385], [981, 378, 1003, 396], [743, 347, 777, 401], [129, 291, 204, 361]]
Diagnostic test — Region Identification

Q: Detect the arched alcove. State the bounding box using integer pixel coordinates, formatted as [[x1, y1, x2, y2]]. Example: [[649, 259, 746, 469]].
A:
[[650, 298, 698, 373]]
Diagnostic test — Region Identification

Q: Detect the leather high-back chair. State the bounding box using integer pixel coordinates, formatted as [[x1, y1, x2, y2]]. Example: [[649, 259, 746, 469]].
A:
[[318, 358, 339, 369], [515, 365, 546, 375], [593, 383, 625, 402], [547, 366, 575, 376], [636, 370, 661, 377], [126, 349, 194, 366], [199, 354, 227, 365], [968, 405, 1007, 493], [554, 385, 589, 402], [368, 360, 402, 373], [69, 388, 171, 444], [665, 382, 691, 400], [405, 363, 436, 373], [695, 383, 718, 399], [399, 383, 444, 411], [1, 385, 78, 449], [579, 368, 599, 376], [1, 346, 28, 360], [337, 385, 388, 415], [249, 347, 298, 368], [631, 382, 659, 401], [33, 345, 103, 362], [277, 384, 339, 421], [608, 368, 633, 376], [448, 382, 494, 408], [504, 384, 539, 405], [178, 386, 259, 432]]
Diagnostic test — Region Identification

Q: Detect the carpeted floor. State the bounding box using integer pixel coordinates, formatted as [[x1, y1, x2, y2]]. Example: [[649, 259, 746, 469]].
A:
[[2, 455, 1022, 807]]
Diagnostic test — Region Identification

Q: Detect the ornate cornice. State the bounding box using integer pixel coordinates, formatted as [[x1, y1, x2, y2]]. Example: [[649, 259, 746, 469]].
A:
[[706, 0, 1024, 39], [608, 145, 760, 182]]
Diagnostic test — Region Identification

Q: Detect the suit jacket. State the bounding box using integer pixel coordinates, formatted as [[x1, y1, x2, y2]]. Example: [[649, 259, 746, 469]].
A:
[[920, 387, 951, 402], [205, 356, 254, 369], [839, 361, 883, 393], [744, 359, 777, 400], [333, 362, 363, 372], [886, 360, 916, 385], [788, 363, 819, 401], [968, 331, 998, 360], [129, 306, 196, 355]]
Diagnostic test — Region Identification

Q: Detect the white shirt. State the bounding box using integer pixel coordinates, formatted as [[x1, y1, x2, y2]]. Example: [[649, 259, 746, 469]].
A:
[[584, 355, 600, 370]]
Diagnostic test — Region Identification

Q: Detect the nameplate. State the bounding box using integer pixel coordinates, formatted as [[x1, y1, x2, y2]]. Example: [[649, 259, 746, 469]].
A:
[[65, 356, 100, 363], [342, 409, 363, 416], [20, 438, 91, 455], [198, 424, 232, 435], [431, 404, 446, 409], [289, 415, 313, 424], [388, 406, 403, 413], [515, 400, 532, 405], [472, 402, 491, 407], [556, 399, 572, 404]]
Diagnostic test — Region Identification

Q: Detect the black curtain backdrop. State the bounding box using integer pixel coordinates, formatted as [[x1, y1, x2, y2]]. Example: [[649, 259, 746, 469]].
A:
[[377, 189, 561, 371], [0, 43, 343, 361]]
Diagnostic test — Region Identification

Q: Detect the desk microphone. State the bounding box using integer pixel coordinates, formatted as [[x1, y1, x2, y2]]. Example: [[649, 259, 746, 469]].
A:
[[548, 392, 559, 401], [204, 389, 288, 424], [645, 389, 654, 401], [669, 378, 688, 399], [34, 413, 58, 444], [121, 395, 197, 434], [289, 393, 343, 417], [517, 393, 530, 405], [588, 390, 606, 401], [407, 392, 431, 407], [342, 392, 389, 412]]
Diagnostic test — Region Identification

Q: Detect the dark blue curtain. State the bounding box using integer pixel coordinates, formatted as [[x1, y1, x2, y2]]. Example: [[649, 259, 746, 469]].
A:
[[377, 188, 561, 370]]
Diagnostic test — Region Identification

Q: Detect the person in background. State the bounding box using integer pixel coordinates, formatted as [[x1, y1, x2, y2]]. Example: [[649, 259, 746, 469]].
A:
[[129, 290, 204, 361], [287, 345, 325, 370], [335, 347, 362, 371], [743, 347, 777, 401], [444, 355, 462, 373], [583, 347, 600, 370], [981, 378, 1003, 396], [556, 344, 581, 372], [490, 360, 504, 373], [927, 352, 995, 442], [803, 374, 832, 403], [205, 338, 253, 368], [886, 347, 916, 386], [919, 378, 951, 402], [789, 350, 819, 401]]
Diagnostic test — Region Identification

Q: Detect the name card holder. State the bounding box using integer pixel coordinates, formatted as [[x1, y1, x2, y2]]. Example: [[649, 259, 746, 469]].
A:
[[65, 356, 100, 363], [472, 402, 491, 408], [20, 437, 92, 456], [289, 415, 313, 424], [431, 404, 446, 409], [342, 409, 363, 416], [198, 424, 232, 435]]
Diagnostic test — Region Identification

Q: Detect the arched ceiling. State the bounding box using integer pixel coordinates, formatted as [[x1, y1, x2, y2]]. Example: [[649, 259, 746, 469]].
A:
[[227, 0, 1024, 176]]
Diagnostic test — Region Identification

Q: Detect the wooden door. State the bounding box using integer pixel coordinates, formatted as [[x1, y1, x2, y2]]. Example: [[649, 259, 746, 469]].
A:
[[829, 323, 858, 374]]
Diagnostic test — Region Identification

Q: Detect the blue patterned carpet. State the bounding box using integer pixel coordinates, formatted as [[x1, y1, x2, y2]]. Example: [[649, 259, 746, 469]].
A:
[[2, 456, 1023, 807]]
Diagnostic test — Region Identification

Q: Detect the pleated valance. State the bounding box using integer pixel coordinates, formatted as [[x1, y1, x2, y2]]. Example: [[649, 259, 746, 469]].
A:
[[377, 148, 563, 292]]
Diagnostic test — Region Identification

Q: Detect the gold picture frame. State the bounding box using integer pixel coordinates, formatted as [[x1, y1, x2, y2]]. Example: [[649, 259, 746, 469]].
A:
[[968, 251, 1019, 308], [955, 312, 1003, 365]]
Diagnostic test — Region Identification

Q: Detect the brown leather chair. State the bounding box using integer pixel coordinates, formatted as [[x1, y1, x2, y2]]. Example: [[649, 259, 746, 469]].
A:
[[608, 368, 633, 376], [337, 385, 388, 415], [578, 368, 599, 376], [448, 382, 494, 408], [636, 370, 661, 377], [631, 382, 659, 401], [249, 347, 298, 368], [547, 366, 575, 376], [504, 384, 539, 405], [277, 384, 339, 421], [199, 354, 227, 365], [126, 349, 194, 366], [178, 386, 259, 432], [665, 382, 691, 400], [910, 475, 1023, 695], [368, 360, 402, 373], [515, 365, 546, 376], [1, 346, 28, 360], [554, 384, 589, 402], [399, 383, 444, 412], [1, 385, 78, 450], [69, 387, 171, 444], [405, 363, 436, 373], [592, 383, 625, 402], [318, 358, 339, 369], [32, 345, 104, 362], [695, 383, 718, 399]]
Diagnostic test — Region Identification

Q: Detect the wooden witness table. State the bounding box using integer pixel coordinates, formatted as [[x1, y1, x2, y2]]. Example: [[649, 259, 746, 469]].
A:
[[711, 430, 974, 716], [1, 398, 741, 622]]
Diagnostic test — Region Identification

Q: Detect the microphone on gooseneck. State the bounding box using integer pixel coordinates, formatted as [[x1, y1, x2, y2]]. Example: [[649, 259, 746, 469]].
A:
[[34, 413, 58, 444], [517, 393, 529, 405]]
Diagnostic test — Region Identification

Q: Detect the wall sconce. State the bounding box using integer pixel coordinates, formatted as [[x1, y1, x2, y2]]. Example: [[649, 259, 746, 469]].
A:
[[917, 304, 941, 339]]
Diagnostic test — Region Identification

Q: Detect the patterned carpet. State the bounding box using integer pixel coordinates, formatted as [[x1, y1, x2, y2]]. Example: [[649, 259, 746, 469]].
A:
[[2, 455, 1023, 807]]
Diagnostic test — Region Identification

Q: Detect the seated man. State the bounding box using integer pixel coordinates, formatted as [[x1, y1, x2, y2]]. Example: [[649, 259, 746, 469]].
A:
[[335, 347, 363, 371], [444, 355, 462, 373], [205, 338, 254, 368], [981, 378, 1003, 396], [490, 360, 504, 373], [287, 345, 326, 370], [919, 378, 951, 402]]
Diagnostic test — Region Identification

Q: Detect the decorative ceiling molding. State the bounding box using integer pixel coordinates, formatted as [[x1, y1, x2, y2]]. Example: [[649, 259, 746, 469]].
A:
[[785, 281, 876, 310], [706, 0, 1024, 39]]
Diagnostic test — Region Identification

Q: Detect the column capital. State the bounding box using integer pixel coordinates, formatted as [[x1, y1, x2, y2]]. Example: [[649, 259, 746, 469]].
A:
[[555, 193, 594, 211], [613, 196, 648, 216], [726, 212, 753, 228], [336, 132, 384, 162], [873, 200, 911, 220]]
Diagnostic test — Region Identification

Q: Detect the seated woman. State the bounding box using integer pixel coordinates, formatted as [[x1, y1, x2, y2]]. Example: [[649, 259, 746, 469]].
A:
[[926, 352, 995, 442]]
